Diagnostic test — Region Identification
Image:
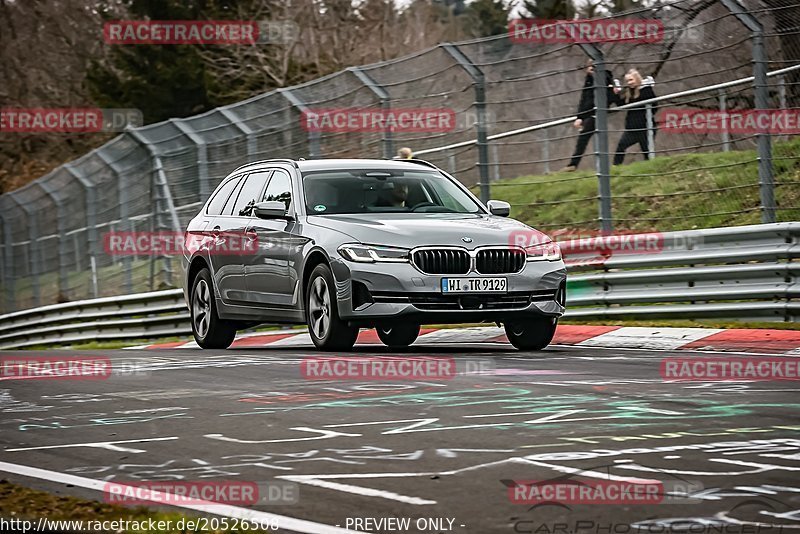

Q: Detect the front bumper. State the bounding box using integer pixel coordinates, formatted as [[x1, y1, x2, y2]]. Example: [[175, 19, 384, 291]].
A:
[[330, 257, 567, 327]]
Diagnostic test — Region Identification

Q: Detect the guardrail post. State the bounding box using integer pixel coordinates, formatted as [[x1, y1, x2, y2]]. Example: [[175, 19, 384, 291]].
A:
[[65, 163, 99, 298], [721, 0, 775, 224], [172, 120, 211, 201], [718, 89, 730, 152], [219, 107, 258, 159], [646, 104, 656, 160], [279, 88, 320, 158], [441, 43, 490, 203], [579, 43, 613, 233], [36, 181, 69, 299], [348, 67, 394, 159]]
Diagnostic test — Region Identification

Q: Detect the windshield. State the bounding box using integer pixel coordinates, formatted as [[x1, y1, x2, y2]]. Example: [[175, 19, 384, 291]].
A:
[[302, 169, 483, 215]]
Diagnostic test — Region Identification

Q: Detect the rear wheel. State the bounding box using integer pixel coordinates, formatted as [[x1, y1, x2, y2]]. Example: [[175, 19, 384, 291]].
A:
[[191, 268, 237, 349], [377, 324, 420, 348], [504, 318, 557, 351], [306, 264, 359, 351]]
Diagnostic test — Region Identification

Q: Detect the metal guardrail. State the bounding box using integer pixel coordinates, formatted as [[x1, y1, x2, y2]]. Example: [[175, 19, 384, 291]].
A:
[[0, 223, 796, 349]]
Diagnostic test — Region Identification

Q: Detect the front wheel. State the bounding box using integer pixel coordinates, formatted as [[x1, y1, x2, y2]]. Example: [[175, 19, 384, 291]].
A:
[[377, 324, 420, 348], [306, 264, 359, 351], [504, 318, 558, 351], [191, 268, 237, 349]]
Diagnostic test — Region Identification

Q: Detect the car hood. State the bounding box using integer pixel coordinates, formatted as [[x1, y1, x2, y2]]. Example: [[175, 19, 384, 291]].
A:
[[306, 213, 550, 249]]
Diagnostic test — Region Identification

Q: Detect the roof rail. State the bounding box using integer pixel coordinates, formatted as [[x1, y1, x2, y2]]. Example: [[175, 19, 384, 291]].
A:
[[230, 159, 299, 173], [401, 158, 439, 170]]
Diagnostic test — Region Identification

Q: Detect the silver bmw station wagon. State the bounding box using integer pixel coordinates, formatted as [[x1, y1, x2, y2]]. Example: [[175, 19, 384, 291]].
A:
[[182, 158, 566, 351]]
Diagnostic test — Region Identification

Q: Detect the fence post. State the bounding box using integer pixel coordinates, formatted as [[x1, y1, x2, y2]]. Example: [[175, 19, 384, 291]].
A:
[[127, 130, 183, 289], [542, 127, 551, 175], [279, 88, 320, 158], [441, 43, 490, 203], [579, 43, 613, 233], [718, 89, 730, 152], [65, 163, 99, 298], [0, 210, 14, 311], [95, 148, 133, 292], [348, 67, 394, 159], [219, 107, 258, 159], [36, 181, 69, 299], [173, 119, 210, 201], [490, 142, 500, 182], [9, 193, 40, 307], [721, 0, 775, 224]]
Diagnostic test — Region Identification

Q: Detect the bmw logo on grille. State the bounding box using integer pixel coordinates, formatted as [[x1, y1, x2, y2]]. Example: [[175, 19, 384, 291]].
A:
[[462, 237, 473, 243]]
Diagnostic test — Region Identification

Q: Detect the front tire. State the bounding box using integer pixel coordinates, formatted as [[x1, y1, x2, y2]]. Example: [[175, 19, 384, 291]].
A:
[[306, 264, 359, 351], [191, 268, 236, 349], [504, 318, 558, 351], [377, 324, 420, 348]]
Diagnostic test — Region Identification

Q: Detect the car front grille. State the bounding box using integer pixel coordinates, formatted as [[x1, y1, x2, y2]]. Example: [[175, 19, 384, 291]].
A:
[[412, 249, 470, 275], [476, 249, 526, 274]]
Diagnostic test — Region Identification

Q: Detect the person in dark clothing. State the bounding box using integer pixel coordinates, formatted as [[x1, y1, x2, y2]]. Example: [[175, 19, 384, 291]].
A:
[[611, 68, 657, 165], [562, 60, 616, 172]]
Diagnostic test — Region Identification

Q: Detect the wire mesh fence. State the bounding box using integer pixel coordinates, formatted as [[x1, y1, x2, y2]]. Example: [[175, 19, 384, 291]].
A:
[[1, 0, 799, 313]]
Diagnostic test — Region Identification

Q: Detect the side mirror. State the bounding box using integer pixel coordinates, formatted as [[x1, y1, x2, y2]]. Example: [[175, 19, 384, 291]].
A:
[[254, 200, 292, 220], [487, 200, 511, 217]]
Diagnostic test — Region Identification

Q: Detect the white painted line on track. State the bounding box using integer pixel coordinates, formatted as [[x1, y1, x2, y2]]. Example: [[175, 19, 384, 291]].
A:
[[0, 461, 364, 534], [577, 327, 723, 350]]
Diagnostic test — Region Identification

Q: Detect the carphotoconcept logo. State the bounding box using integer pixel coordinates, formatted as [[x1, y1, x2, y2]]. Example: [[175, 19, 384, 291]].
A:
[[300, 108, 456, 133], [0, 108, 142, 133], [509, 18, 664, 44], [103, 231, 258, 256], [663, 108, 800, 135], [103, 20, 298, 45]]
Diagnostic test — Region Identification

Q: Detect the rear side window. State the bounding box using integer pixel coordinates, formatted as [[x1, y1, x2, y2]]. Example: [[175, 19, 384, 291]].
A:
[[206, 175, 242, 215], [228, 171, 271, 216]]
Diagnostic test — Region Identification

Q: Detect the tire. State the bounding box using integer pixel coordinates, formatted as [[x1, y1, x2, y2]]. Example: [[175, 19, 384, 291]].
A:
[[504, 318, 558, 351], [190, 268, 237, 349], [306, 264, 359, 351], [377, 323, 420, 348]]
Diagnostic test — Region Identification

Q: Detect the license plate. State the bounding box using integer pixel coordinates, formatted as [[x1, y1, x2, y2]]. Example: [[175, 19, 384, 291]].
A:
[[441, 277, 507, 293]]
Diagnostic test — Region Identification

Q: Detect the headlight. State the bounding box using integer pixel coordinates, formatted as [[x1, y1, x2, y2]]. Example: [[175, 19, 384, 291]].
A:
[[338, 244, 410, 263], [525, 241, 562, 262]]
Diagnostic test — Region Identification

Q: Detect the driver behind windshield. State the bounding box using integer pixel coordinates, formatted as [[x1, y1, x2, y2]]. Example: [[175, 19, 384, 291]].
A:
[[377, 181, 409, 208]]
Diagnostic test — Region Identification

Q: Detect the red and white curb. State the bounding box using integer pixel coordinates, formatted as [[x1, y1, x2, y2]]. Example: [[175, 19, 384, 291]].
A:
[[124, 325, 800, 355]]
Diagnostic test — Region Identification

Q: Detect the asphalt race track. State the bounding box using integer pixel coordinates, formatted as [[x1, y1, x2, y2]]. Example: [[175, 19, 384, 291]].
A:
[[1, 340, 799, 533]]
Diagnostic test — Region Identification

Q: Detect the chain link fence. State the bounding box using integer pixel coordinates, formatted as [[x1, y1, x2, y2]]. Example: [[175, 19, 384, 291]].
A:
[[1, 0, 799, 313]]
